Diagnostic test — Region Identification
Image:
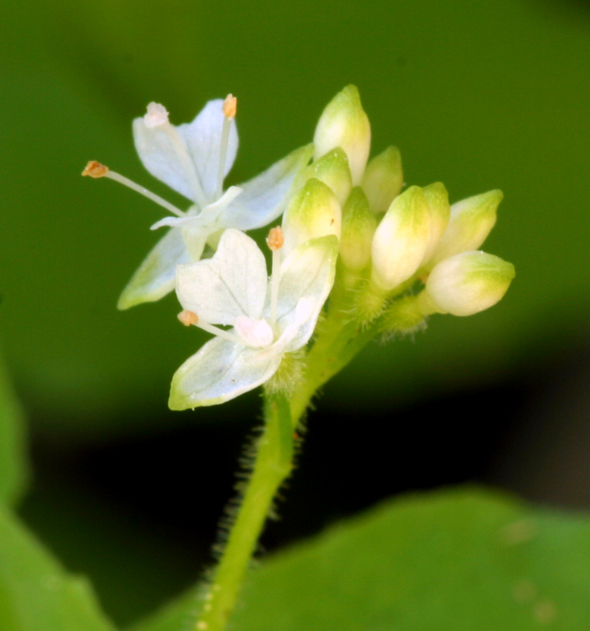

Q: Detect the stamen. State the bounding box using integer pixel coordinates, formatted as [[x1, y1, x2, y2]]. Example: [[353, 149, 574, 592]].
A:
[[216, 94, 237, 199], [181, 310, 269, 348], [101, 169, 186, 218], [267, 226, 284, 328], [223, 94, 237, 119], [266, 226, 284, 251], [178, 310, 199, 326], [82, 161, 109, 178], [197, 320, 252, 346]]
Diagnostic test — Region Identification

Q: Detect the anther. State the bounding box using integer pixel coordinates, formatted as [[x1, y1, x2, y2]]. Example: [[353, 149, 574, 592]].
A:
[[144, 102, 170, 128], [222, 94, 237, 119], [82, 161, 109, 178], [178, 310, 199, 326], [266, 226, 284, 251]]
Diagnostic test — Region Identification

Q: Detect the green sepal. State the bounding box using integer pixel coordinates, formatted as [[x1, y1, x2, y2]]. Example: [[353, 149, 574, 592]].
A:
[[313, 85, 371, 186], [306, 147, 352, 206], [339, 187, 377, 273], [361, 146, 403, 214]]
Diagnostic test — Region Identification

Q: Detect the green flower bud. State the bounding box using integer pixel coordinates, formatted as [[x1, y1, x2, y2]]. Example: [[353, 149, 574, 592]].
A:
[[313, 85, 371, 186], [371, 185, 431, 291], [306, 147, 352, 207], [339, 187, 377, 273], [419, 250, 515, 317], [421, 182, 450, 265], [282, 178, 341, 256], [361, 146, 403, 214], [429, 190, 503, 267]]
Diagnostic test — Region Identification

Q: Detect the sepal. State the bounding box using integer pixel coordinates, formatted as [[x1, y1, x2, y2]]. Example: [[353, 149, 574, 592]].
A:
[[313, 85, 371, 186], [371, 185, 431, 291], [421, 182, 451, 265], [419, 250, 515, 316], [281, 179, 341, 256], [361, 146, 403, 214], [339, 187, 377, 273], [429, 190, 503, 267], [306, 147, 352, 206]]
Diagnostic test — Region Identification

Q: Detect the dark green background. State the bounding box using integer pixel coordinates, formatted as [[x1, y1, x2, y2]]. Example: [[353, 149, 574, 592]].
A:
[[3, 0, 589, 431], [2, 0, 590, 625]]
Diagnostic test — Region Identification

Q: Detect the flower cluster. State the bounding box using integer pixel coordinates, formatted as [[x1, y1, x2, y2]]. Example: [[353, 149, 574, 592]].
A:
[[84, 86, 514, 409]]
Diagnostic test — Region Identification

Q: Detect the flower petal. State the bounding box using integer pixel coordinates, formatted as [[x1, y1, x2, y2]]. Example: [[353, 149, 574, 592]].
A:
[[221, 144, 314, 230], [118, 228, 191, 310], [175, 229, 268, 325], [150, 216, 201, 230], [168, 338, 282, 409], [177, 99, 238, 201], [273, 235, 338, 350], [133, 118, 196, 202]]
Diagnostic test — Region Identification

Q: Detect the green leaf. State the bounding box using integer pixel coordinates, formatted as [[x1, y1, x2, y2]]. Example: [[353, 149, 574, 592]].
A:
[[0, 507, 117, 631], [0, 357, 29, 506], [129, 488, 590, 631]]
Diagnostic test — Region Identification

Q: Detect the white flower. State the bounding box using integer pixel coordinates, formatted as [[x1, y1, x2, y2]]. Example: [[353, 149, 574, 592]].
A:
[[94, 97, 313, 309], [169, 229, 338, 409]]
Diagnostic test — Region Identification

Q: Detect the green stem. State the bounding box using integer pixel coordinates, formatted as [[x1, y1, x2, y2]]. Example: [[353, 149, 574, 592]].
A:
[[290, 279, 376, 424], [195, 395, 293, 631], [289, 279, 422, 424], [194, 277, 423, 631]]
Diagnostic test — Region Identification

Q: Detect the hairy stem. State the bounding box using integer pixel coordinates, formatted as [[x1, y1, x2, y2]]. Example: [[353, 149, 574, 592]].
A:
[[195, 395, 293, 631]]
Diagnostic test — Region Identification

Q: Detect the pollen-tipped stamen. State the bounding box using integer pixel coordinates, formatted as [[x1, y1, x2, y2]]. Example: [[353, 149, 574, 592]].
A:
[[83, 162, 186, 218], [178, 310, 199, 326], [216, 94, 237, 199], [178, 310, 248, 346], [267, 226, 284, 329]]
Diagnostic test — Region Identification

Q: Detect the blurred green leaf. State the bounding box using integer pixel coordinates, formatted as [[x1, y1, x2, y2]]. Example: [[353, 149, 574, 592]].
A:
[[130, 488, 590, 631], [0, 507, 117, 631], [0, 357, 29, 506]]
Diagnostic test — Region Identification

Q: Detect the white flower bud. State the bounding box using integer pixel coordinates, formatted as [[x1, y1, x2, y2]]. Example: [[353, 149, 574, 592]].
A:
[[421, 182, 450, 266], [340, 187, 377, 273], [429, 190, 503, 267], [306, 147, 352, 207], [282, 178, 341, 256], [419, 250, 515, 317], [361, 146, 403, 214], [313, 85, 371, 186], [371, 186, 431, 291]]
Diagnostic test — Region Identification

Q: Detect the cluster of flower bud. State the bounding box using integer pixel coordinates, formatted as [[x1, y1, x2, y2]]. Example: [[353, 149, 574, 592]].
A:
[[85, 85, 515, 408], [303, 85, 515, 322]]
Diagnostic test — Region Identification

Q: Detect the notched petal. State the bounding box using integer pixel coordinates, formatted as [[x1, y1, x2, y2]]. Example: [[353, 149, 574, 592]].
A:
[[222, 144, 314, 230], [133, 118, 196, 202], [169, 338, 281, 409], [175, 229, 268, 324], [118, 228, 191, 310], [275, 235, 339, 350], [177, 99, 239, 201]]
